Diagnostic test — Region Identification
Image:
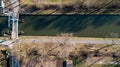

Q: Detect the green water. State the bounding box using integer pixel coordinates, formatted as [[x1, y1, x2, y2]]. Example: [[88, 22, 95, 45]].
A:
[[0, 14, 120, 37]]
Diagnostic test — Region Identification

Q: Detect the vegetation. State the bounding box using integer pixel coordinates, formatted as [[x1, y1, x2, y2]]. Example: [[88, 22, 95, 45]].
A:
[[70, 43, 120, 67], [12, 38, 74, 67], [0, 45, 10, 67], [7, 41, 119, 67], [19, 0, 120, 14], [11, 33, 120, 67], [0, 35, 120, 67]]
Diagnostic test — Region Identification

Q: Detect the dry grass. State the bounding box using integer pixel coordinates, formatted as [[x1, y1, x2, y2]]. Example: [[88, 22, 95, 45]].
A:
[[20, 0, 119, 7], [11, 41, 74, 67], [19, 0, 120, 14], [12, 37, 120, 67], [0, 36, 120, 66], [20, 0, 34, 5]]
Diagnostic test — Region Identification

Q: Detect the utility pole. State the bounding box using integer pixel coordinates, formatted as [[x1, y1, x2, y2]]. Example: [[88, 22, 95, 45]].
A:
[[8, 0, 19, 41]]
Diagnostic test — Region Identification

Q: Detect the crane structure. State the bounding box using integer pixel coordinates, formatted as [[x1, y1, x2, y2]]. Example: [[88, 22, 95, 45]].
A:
[[0, 0, 19, 41]]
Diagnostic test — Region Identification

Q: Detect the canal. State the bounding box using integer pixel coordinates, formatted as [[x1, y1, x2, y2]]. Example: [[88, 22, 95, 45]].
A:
[[0, 14, 120, 37]]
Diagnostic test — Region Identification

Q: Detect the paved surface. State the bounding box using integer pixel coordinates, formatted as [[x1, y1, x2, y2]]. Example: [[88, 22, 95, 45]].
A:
[[1, 37, 120, 46], [19, 38, 120, 45]]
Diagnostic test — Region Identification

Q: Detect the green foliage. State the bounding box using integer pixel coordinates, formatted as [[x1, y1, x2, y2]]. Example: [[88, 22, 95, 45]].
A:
[[70, 55, 86, 67]]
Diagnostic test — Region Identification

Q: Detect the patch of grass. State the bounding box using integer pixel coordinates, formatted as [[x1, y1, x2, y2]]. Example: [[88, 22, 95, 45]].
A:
[[21, 0, 33, 5], [50, 0, 60, 2], [19, 0, 120, 14]]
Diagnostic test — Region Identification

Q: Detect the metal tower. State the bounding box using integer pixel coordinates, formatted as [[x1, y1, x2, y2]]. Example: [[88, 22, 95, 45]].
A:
[[1, 0, 19, 41], [9, 0, 19, 41], [8, 12, 19, 41]]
